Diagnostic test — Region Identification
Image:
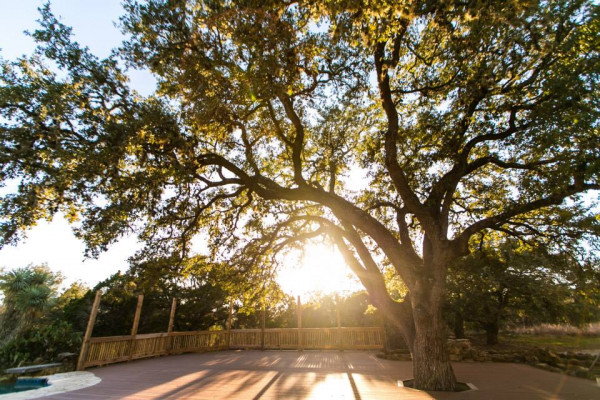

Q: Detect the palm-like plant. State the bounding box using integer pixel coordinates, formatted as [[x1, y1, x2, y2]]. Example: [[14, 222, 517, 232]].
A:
[[0, 265, 61, 344]]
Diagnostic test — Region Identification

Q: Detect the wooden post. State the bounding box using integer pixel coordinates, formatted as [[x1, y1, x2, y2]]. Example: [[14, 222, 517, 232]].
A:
[[226, 300, 233, 349], [261, 305, 266, 350], [167, 298, 177, 333], [167, 298, 177, 354], [297, 295, 303, 351], [77, 290, 102, 371], [128, 294, 144, 361], [336, 294, 343, 351]]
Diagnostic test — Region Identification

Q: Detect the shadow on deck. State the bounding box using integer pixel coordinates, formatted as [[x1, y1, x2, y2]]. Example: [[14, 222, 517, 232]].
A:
[[42, 350, 599, 400]]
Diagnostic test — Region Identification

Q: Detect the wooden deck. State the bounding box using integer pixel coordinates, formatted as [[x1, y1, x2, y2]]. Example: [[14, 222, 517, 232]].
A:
[[42, 350, 599, 399]]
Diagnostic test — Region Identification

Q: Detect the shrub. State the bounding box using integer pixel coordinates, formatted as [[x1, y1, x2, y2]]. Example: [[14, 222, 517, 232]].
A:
[[0, 320, 81, 369]]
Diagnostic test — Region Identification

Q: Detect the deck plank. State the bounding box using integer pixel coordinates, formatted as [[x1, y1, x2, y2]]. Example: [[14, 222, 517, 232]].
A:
[[41, 350, 599, 399]]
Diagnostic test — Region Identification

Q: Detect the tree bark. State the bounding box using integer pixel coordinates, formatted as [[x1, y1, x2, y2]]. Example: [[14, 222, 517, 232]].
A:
[[485, 323, 500, 345], [411, 307, 456, 391], [453, 311, 465, 339], [330, 209, 458, 390], [408, 256, 457, 391], [378, 277, 457, 391]]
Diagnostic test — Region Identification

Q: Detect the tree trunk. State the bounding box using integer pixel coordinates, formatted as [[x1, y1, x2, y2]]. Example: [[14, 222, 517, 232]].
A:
[[453, 311, 465, 339], [485, 323, 499, 345], [408, 255, 457, 391], [350, 237, 457, 391], [411, 311, 456, 391], [382, 296, 457, 391]]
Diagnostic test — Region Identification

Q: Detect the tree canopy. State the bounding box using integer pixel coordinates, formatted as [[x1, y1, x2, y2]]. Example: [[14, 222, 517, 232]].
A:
[[446, 234, 600, 345], [1, 0, 599, 390]]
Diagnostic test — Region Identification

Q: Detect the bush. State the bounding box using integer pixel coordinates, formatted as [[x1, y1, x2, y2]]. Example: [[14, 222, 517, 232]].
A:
[[0, 321, 81, 369]]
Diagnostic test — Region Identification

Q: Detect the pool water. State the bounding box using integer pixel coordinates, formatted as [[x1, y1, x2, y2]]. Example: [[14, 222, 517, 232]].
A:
[[0, 378, 49, 394], [0, 382, 32, 394]]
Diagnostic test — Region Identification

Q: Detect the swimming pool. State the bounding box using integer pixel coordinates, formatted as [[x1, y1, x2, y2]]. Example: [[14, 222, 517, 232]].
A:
[[0, 377, 49, 394]]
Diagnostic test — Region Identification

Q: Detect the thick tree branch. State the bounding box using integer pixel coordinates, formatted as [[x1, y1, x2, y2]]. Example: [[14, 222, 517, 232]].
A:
[[193, 151, 423, 285], [453, 183, 600, 256], [266, 100, 292, 146], [238, 123, 260, 175], [328, 223, 416, 349], [374, 41, 427, 219], [328, 224, 392, 299], [432, 108, 527, 224], [277, 94, 306, 186], [366, 201, 417, 258]]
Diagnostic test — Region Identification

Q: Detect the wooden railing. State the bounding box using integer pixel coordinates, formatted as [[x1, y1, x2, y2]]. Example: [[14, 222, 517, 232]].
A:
[[80, 327, 384, 369], [77, 291, 386, 370], [229, 327, 385, 350]]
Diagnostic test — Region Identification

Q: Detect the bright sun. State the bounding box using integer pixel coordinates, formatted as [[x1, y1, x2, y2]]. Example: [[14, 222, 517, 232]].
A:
[[276, 244, 362, 298]]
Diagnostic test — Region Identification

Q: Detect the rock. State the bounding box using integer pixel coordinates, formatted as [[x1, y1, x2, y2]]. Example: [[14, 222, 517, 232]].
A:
[[5, 363, 62, 374], [524, 354, 539, 364], [533, 362, 563, 373], [447, 339, 473, 360], [467, 348, 478, 358], [473, 353, 491, 362], [485, 352, 526, 363], [574, 353, 594, 361], [566, 359, 587, 368], [529, 348, 562, 366], [547, 351, 563, 366], [376, 351, 411, 361], [564, 365, 591, 379], [575, 369, 591, 379], [57, 352, 77, 362], [491, 354, 511, 362]]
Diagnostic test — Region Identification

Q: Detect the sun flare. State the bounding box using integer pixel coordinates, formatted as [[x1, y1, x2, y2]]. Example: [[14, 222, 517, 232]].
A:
[[276, 244, 362, 297]]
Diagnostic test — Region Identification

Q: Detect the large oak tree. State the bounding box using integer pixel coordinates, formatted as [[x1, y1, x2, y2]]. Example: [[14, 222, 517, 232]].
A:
[[1, 0, 599, 390]]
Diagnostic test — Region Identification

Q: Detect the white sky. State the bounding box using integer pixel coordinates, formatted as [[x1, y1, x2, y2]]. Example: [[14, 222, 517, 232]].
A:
[[0, 1, 362, 296]]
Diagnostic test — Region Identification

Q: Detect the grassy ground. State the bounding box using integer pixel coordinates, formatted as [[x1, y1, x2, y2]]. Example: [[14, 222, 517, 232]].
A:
[[465, 332, 600, 353], [501, 334, 600, 352]]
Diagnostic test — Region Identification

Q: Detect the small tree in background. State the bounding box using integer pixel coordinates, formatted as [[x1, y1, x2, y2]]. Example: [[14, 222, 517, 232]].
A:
[[446, 235, 599, 344], [0, 265, 83, 368], [0, 264, 62, 344]]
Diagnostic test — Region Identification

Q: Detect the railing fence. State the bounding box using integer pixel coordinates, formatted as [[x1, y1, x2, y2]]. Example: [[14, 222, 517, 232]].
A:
[[77, 291, 386, 369]]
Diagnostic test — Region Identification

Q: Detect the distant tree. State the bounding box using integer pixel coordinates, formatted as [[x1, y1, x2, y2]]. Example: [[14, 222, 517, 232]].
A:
[[64, 255, 288, 336], [234, 291, 381, 329], [564, 258, 600, 326], [1, 0, 599, 390], [446, 236, 598, 344]]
